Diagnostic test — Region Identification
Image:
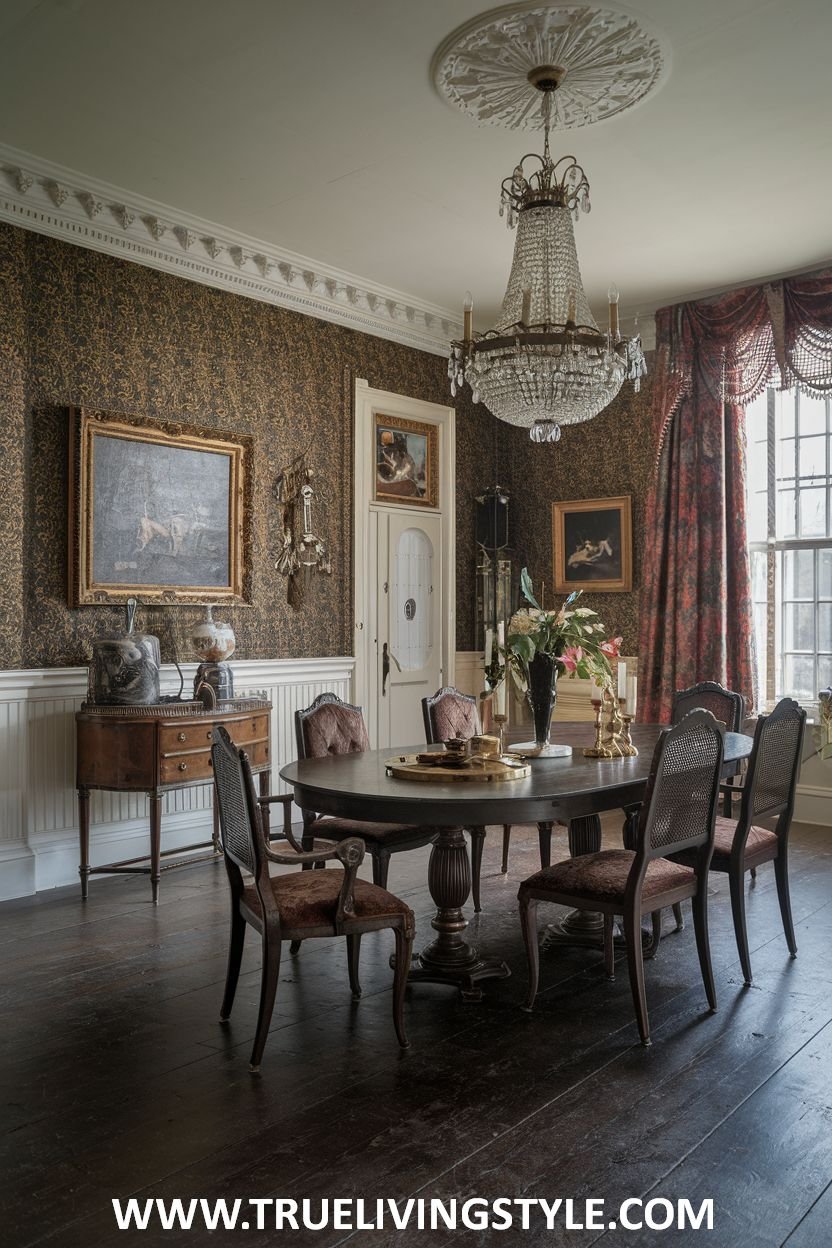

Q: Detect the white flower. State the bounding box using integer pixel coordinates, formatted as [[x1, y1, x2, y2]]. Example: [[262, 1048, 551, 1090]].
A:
[[573, 607, 597, 617], [508, 609, 541, 636]]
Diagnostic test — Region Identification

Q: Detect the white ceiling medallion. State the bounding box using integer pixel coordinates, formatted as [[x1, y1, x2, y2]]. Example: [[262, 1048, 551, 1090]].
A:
[[0, 145, 460, 356], [431, 2, 669, 131]]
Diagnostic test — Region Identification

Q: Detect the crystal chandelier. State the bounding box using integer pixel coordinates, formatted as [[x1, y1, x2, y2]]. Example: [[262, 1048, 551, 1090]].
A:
[[448, 68, 647, 443]]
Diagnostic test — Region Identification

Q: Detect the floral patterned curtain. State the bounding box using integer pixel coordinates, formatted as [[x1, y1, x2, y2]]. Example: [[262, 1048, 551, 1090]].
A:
[[638, 270, 832, 723]]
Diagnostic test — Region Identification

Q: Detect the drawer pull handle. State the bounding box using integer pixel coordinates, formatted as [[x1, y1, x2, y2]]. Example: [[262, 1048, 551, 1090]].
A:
[[206, 730, 212, 740], [178, 732, 187, 742], [178, 762, 188, 772]]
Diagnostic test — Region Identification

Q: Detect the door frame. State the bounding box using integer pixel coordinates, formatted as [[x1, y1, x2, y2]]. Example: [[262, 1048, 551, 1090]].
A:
[[353, 378, 455, 744]]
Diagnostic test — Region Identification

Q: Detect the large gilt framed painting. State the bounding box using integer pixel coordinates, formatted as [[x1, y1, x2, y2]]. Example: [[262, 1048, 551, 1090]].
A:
[[552, 495, 633, 594], [68, 407, 251, 605], [374, 412, 438, 507]]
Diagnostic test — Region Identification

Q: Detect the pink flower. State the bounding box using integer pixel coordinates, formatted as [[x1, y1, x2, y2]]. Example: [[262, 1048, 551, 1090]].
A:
[[557, 645, 583, 673], [600, 636, 623, 657]]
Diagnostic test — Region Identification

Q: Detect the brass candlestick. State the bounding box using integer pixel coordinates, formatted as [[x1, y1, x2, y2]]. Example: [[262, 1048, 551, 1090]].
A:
[[583, 685, 638, 758]]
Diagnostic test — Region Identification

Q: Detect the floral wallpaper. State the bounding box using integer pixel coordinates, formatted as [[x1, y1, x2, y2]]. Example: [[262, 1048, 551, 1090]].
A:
[[0, 223, 493, 670]]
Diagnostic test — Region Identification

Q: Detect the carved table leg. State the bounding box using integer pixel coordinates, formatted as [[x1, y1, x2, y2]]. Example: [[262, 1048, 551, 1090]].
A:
[[404, 827, 510, 1000], [149, 794, 162, 905], [541, 814, 605, 949], [78, 787, 91, 900]]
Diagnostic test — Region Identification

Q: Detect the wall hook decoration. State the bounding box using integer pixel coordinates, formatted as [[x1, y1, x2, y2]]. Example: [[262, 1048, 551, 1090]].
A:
[[274, 450, 332, 606]]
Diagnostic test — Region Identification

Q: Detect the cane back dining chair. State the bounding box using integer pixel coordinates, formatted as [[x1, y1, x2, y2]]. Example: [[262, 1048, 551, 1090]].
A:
[[295, 693, 435, 889], [672, 681, 747, 817], [672, 697, 806, 986], [519, 710, 725, 1046], [422, 687, 554, 908], [210, 726, 414, 1071]]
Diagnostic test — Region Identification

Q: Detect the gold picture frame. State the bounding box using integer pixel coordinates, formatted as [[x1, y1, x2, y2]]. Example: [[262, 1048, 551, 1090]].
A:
[[374, 412, 438, 507], [68, 407, 252, 606], [552, 495, 633, 594]]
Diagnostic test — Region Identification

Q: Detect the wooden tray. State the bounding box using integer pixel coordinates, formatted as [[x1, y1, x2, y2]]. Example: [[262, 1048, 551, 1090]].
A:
[[386, 754, 531, 783]]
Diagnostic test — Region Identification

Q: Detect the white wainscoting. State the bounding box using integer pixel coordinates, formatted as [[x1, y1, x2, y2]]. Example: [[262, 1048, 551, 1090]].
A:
[[0, 657, 354, 901]]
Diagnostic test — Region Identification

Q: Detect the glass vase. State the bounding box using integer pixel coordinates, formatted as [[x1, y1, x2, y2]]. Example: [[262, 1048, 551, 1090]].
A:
[[526, 652, 558, 749]]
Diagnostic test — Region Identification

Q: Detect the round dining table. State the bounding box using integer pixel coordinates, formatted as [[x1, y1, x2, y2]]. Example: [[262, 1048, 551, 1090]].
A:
[[280, 722, 753, 999]]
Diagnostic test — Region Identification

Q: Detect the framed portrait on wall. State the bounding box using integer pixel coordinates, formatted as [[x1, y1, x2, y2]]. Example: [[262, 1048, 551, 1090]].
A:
[[374, 412, 438, 507], [68, 407, 251, 605], [552, 495, 633, 593]]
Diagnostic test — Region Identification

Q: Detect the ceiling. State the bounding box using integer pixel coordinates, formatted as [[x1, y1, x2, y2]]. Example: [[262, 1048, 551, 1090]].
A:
[[1, 0, 830, 331]]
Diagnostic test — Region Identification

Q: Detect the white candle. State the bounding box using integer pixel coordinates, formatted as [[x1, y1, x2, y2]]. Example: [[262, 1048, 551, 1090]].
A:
[[617, 660, 627, 701], [497, 620, 505, 647], [494, 677, 507, 717], [626, 674, 638, 716]]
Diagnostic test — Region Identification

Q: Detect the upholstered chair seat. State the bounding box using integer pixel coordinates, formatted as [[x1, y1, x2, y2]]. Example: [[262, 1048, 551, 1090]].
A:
[[711, 816, 777, 861], [522, 850, 695, 905], [308, 815, 432, 843], [243, 870, 413, 935]]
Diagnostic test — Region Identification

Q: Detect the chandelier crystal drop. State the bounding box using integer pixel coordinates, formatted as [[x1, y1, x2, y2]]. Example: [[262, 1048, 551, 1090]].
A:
[[449, 71, 647, 441]]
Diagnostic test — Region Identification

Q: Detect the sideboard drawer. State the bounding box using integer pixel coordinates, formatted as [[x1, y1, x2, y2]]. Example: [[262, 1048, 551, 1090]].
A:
[[160, 721, 217, 752], [227, 714, 270, 748], [160, 749, 213, 786]]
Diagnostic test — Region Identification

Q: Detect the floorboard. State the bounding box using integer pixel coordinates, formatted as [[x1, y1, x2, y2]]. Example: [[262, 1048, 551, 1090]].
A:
[[2, 818, 831, 1247]]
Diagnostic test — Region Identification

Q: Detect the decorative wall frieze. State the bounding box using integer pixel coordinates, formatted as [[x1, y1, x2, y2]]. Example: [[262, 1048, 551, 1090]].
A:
[[0, 143, 461, 357]]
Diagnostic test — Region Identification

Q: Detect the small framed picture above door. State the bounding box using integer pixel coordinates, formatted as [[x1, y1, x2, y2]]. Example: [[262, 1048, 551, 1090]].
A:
[[374, 413, 438, 508], [552, 495, 633, 593]]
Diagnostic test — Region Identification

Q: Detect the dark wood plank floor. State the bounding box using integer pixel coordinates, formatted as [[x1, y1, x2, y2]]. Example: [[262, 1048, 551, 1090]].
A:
[[2, 816, 832, 1247]]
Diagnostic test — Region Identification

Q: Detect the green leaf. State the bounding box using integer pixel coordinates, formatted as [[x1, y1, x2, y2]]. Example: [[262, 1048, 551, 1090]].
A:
[[520, 567, 540, 610], [510, 633, 536, 663]]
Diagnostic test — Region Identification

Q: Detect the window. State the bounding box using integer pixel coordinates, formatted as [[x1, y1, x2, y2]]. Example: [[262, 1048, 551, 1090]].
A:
[[747, 387, 832, 710]]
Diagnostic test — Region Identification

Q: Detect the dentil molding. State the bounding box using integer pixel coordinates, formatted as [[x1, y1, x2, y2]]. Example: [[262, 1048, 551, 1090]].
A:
[[0, 143, 461, 357]]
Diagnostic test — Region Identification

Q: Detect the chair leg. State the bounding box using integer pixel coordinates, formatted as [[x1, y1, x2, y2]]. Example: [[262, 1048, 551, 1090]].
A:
[[346, 933, 362, 999], [250, 929, 282, 1072], [729, 867, 753, 985], [774, 850, 797, 957], [603, 913, 615, 981], [519, 894, 540, 1010], [537, 821, 553, 870], [470, 826, 485, 913], [501, 825, 512, 874], [392, 926, 412, 1048], [649, 910, 662, 956], [289, 940, 302, 955], [672, 901, 685, 931], [219, 907, 246, 1021], [372, 849, 391, 891], [692, 884, 717, 1012], [750, 866, 758, 885], [623, 909, 650, 1046]]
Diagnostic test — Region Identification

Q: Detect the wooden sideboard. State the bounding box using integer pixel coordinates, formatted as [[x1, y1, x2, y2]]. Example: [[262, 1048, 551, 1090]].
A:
[[76, 700, 271, 902]]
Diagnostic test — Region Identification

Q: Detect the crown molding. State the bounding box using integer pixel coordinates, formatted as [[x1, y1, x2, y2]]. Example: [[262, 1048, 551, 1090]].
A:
[[0, 143, 461, 357]]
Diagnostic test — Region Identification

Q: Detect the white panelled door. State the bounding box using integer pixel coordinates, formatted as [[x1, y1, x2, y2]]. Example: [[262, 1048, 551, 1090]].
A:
[[375, 509, 443, 749]]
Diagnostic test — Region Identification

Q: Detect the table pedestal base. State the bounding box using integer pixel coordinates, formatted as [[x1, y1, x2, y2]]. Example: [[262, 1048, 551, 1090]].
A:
[[406, 825, 510, 1000]]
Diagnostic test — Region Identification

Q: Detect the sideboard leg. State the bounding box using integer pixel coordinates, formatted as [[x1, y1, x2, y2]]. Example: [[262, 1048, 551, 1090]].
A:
[[149, 794, 162, 905], [78, 787, 91, 900]]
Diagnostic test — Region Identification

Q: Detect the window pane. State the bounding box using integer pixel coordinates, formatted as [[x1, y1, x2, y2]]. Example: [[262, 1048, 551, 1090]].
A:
[[779, 391, 796, 439], [778, 489, 796, 537], [799, 487, 826, 537], [799, 436, 827, 480], [785, 603, 814, 651], [783, 654, 815, 700], [747, 490, 767, 542], [818, 656, 832, 692], [799, 392, 827, 436], [819, 603, 832, 654], [819, 548, 832, 599], [778, 437, 795, 480], [783, 548, 814, 598]]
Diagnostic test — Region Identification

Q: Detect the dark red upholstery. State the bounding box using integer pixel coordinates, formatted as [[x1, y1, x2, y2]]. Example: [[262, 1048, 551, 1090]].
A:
[[522, 849, 695, 904], [309, 816, 431, 843], [712, 815, 777, 860], [430, 692, 480, 742], [301, 702, 370, 757], [244, 870, 413, 930]]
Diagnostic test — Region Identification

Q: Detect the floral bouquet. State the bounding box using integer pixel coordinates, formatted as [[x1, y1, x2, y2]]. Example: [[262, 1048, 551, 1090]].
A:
[[504, 568, 622, 750]]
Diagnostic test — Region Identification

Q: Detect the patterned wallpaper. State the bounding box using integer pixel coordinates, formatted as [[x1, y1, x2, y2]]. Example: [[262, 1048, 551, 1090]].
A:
[[0, 222, 654, 670], [0, 224, 493, 669]]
